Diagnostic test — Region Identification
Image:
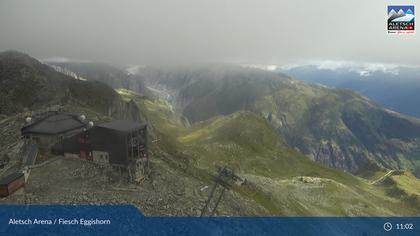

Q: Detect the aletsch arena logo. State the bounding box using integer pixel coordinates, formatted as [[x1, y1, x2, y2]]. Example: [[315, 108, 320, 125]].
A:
[[388, 5, 415, 34]]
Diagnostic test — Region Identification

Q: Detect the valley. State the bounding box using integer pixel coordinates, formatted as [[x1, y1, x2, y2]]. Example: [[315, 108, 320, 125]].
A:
[[132, 66, 420, 177], [0, 52, 419, 216]]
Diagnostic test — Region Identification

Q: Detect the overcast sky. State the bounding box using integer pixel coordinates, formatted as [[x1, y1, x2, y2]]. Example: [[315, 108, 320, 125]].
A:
[[0, 0, 418, 66]]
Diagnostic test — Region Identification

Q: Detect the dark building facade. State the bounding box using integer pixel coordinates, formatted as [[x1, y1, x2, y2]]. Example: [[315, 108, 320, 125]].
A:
[[53, 120, 148, 180]]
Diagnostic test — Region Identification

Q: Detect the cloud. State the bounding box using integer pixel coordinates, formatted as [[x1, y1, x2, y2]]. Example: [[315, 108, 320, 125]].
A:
[[1, 0, 419, 66], [244, 64, 279, 71], [279, 60, 420, 76], [42, 57, 91, 63]]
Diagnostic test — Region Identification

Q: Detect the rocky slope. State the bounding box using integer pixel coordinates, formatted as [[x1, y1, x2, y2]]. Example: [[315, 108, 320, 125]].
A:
[[1, 65, 419, 215], [116, 89, 420, 215], [136, 65, 420, 176], [0, 51, 147, 177], [281, 64, 420, 118], [46, 61, 152, 97], [0, 51, 144, 122]]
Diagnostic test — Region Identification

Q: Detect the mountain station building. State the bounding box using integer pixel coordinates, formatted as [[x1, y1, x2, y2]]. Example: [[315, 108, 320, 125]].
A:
[[21, 112, 87, 150], [53, 120, 148, 181]]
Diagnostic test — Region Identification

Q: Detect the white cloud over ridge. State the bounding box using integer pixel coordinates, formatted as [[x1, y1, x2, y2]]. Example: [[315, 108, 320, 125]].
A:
[[41, 57, 91, 63], [279, 61, 420, 76]]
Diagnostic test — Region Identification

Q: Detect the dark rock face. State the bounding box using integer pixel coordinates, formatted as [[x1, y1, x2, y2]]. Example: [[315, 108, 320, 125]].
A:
[[0, 51, 143, 123], [46, 62, 153, 98], [311, 142, 362, 174]]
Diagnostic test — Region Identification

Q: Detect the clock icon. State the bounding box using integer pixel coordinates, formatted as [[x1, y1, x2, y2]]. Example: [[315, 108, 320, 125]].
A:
[[384, 222, 393, 232]]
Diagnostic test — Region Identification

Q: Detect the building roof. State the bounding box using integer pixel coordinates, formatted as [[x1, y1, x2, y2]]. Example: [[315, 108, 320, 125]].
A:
[[96, 120, 146, 133], [21, 113, 86, 135], [0, 172, 24, 185]]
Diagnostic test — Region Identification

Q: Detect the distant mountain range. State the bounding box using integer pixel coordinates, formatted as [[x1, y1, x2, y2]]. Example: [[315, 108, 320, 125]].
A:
[[131, 65, 420, 177], [29, 59, 420, 177], [278, 64, 420, 118]]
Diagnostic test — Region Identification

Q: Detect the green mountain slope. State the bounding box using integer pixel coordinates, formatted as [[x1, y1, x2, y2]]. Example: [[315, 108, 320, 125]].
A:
[[118, 88, 420, 216], [138, 66, 420, 176]]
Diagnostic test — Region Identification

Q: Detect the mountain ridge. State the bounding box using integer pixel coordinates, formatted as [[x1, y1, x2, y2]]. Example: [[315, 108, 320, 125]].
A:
[[0, 52, 419, 216], [281, 64, 420, 118], [119, 88, 420, 215], [135, 65, 420, 177], [0, 51, 144, 122]]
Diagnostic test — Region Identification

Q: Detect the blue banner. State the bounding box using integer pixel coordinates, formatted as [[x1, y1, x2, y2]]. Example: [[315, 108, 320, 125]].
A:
[[0, 205, 418, 236]]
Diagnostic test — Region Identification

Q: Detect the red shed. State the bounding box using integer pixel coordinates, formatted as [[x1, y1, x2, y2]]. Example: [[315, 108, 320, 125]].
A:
[[0, 172, 25, 197]]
